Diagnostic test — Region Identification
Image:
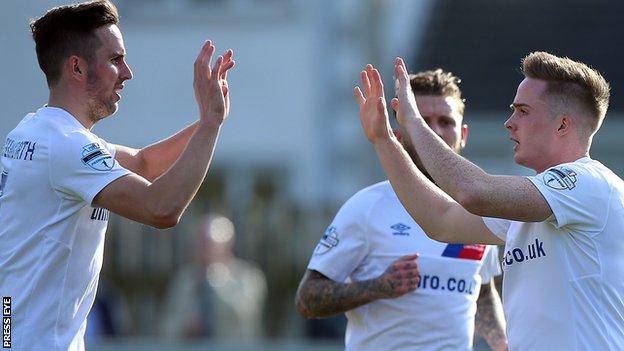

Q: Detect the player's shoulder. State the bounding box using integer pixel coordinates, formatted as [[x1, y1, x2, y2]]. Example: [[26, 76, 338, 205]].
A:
[[14, 112, 37, 129], [27, 107, 95, 141], [579, 158, 624, 188], [336, 181, 393, 218], [49, 128, 102, 159], [351, 180, 394, 201], [344, 181, 393, 207], [5, 111, 40, 140], [46, 125, 116, 176], [4, 108, 85, 154], [537, 157, 617, 192]]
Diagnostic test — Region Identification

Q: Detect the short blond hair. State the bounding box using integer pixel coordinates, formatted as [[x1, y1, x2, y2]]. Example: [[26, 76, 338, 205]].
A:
[[522, 52, 610, 133]]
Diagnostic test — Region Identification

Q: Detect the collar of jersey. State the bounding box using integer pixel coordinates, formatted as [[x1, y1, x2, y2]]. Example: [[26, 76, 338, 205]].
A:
[[37, 106, 88, 131]]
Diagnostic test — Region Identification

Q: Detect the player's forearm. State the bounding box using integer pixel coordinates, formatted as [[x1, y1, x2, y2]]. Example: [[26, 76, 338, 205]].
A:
[[143, 122, 220, 224], [403, 118, 491, 209], [295, 273, 387, 318], [137, 121, 200, 181], [373, 137, 458, 242], [476, 283, 508, 351], [402, 119, 552, 221]]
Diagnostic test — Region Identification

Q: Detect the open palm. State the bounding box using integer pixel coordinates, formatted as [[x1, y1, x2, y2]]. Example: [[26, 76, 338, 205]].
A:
[[354, 64, 393, 144], [193, 40, 235, 127], [391, 57, 421, 128]]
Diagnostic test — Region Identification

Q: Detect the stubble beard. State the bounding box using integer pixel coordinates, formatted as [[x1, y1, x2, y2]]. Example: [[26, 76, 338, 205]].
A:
[[86, 69, 117, 124]]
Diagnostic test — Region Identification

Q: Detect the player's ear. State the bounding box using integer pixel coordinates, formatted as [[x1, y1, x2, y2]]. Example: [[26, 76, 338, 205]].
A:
[[556, 115, 571, 136], [67, 55, 88, 82], [460, 124, 468, 149]]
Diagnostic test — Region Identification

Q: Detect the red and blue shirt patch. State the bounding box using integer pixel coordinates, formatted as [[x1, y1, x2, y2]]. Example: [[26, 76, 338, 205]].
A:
[[441, 244, 486, 260]]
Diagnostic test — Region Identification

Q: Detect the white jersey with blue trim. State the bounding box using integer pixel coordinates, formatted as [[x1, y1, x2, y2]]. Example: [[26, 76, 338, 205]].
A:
[[307, 181, 501, 351], [483, 157, 624, 350], [0, 107, 130, 351]]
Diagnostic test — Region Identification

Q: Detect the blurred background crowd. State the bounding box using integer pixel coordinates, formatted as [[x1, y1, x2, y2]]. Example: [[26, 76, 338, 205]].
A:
[[3, 0, 624, 350]]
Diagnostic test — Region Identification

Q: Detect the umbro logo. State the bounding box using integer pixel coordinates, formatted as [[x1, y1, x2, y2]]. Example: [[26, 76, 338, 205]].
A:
[[391, 223, 410, 236]]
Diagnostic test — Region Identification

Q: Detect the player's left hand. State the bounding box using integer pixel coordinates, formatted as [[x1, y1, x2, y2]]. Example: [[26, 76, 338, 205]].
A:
[[354, 64, 394, 144], [193, 40, 235, 128], [375, 254, 420, 299]]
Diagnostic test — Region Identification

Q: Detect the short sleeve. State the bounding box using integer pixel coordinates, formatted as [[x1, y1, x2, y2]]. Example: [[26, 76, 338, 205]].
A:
[[478, 245, 502, 283], [307, 192, 372, 282], [50, 131, 130, 204], [482, 217, 511, 241], [527, 161, 610, 232], [99, 138, 119, 158]]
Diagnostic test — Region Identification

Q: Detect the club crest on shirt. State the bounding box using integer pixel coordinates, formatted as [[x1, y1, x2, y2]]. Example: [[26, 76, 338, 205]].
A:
[[81, 142, 114, 171], [314, 226, 339, 255], [543, 167, 577, 190]]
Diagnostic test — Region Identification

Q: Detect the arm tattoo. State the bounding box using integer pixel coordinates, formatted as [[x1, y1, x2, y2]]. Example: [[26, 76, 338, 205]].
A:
[[295, 270, 389, 318], [475, 280, 508, 351]]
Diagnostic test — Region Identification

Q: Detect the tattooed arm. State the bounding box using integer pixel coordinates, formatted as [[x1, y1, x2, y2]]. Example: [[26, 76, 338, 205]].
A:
[[295, 254, 419, 318], [476, 279, 508, 351]]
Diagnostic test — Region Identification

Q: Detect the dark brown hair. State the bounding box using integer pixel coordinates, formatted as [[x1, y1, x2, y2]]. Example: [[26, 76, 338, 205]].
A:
[[30, 0, 119, 86], [396, 69, 466, 115], [522, 52, 610, 132]]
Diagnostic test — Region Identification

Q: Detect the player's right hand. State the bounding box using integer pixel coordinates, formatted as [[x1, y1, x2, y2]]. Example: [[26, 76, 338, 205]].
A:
[[193, 40, 235, 128], [376, 254, 420, 298], [391, 57, 423, 128]]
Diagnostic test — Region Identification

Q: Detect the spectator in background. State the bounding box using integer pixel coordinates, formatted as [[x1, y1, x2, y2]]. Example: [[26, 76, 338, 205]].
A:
[[160, 214, 267, 339], [85, 278, 132, 344]]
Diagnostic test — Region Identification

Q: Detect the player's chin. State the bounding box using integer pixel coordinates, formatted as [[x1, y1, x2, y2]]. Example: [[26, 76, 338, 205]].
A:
[[105, 101, 120, 116], [513, 152, 532, 169]]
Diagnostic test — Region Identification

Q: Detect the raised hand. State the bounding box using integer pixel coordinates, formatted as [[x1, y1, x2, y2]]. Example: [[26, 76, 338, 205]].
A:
[[193, 40, 236, 128], [375, 254, 420, 299], [354, 64, 394, 144], [391, 57, 422, 128]]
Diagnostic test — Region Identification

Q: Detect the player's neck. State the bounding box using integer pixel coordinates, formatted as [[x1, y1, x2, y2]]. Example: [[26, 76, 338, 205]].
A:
[[47, 88, 95, 130], [532, 151, 590, 173]]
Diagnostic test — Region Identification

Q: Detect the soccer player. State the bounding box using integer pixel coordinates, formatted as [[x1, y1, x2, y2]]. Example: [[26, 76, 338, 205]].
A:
[[0, 1, 234, 349], [355, 54, 624, 350], [296, 70, 507, 351]]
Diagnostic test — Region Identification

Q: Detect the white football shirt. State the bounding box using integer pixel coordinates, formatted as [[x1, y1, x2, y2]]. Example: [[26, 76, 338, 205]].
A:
[[483, 157, 624, 350], [308, 181, 501, 351], [0, 107, 130, 350]]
